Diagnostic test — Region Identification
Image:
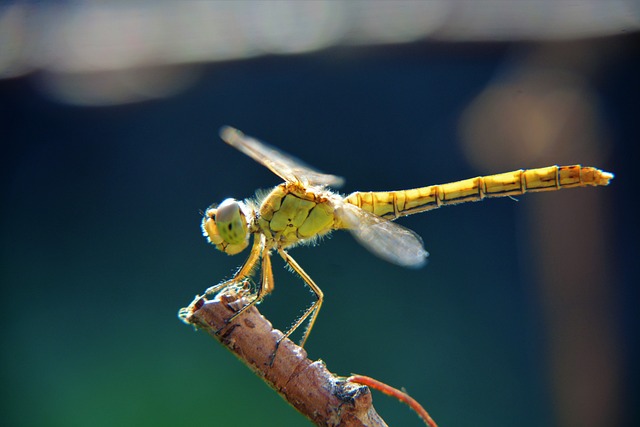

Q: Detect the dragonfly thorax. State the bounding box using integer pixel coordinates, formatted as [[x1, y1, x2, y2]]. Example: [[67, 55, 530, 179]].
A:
[[201, 198, 251, 255], [256, 183, 338, 249]]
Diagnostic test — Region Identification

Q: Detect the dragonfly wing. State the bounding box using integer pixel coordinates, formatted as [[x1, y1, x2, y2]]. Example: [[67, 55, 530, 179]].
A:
[[336, 203, 428, 268], [220, 126, 344, 188]]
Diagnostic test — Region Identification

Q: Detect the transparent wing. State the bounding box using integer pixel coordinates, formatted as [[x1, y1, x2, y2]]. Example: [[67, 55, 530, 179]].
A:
[[336, 202, 428, 268], [220, 126, 344, 188]]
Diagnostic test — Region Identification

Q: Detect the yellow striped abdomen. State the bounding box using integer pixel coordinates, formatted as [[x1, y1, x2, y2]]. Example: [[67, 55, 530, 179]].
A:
[[344, 165, 613, 220]]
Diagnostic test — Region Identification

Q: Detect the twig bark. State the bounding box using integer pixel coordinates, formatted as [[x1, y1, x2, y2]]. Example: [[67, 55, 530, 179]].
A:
[[180, 291, 389, 427]]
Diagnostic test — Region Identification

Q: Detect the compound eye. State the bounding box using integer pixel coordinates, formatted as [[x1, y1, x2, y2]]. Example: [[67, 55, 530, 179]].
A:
[[215, 198, 239, 222], [215, 198, 248, 245]]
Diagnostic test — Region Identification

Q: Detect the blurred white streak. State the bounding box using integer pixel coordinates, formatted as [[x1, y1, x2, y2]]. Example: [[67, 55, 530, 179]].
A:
[[0, 3, 29, 78], [349, 1, 447, 44], [441, 0, 639, 40], [38, 67, 201, 107], [0, 0, 637, 105], [245, 1, 346, 53]]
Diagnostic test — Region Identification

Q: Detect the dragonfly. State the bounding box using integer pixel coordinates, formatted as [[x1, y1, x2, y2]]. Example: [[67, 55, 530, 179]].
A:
[[202, 126, 613, 347]]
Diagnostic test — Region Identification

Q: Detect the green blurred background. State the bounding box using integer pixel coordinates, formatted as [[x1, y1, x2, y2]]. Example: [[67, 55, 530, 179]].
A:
[[1, 3, 639, 427]]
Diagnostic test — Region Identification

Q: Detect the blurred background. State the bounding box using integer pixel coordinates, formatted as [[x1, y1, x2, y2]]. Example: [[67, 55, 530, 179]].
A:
[[1, 1, 638, 426]]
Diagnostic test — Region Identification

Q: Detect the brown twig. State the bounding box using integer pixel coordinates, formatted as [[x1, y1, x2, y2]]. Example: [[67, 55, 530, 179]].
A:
[[179, 290, 389, 427]]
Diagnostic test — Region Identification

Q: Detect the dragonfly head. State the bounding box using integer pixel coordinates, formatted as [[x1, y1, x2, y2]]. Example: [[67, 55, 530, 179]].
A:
[[201, 198, 250, 255]]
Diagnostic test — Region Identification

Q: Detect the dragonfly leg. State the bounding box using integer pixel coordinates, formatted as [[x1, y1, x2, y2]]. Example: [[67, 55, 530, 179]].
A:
[[204, 237, 262, 297], [277, 249, 324, 348], [203, 237, 266, 336], [259, 247, 275, 298], [221, 248, 275, 330]]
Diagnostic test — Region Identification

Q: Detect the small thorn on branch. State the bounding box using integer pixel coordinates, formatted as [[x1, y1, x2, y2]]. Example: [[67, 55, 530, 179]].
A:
[[180, 291, 389, 427]]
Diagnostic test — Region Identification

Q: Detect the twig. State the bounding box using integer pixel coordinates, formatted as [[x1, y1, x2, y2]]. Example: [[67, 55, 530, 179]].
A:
[[179, 290, 389, 427]]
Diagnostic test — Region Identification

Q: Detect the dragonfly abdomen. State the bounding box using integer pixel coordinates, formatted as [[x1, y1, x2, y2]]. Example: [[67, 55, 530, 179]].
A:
[[345, 165, 613, 220]]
